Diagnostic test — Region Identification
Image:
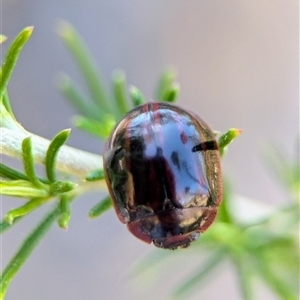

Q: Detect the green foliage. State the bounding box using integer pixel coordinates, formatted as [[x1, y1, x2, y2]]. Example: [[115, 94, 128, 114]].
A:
[[85, 169, 105, 181], [56, 22, 110, 113], [58, 194, 71, 229], [0, 27, 33, 101], [0, 163, 35, 181], [45, 129, 71, 182], [0, 26, 93, 298], [1, 23, 296, 300], [112, 70, 131, 117], [1, 206, 61, 298], [88, 196, 112, 218], [218, 128, 242, 157], [155, 68, 180, 102], [21, 137, 45, 189], [56, 20, 116, 136], [129, 86, 146, 107]]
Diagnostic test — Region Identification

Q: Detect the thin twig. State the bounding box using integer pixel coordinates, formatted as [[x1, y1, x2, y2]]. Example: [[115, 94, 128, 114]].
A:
[[0, 128, 102, 178]]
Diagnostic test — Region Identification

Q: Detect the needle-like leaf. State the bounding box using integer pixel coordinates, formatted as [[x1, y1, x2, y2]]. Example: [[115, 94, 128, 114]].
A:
[[58, 194, 71, 229], [88, 196, 112, 218], [56, 73, 102, 120], [161, 82, 180, 102], [155, 69, 177, 101], [85, 169, 105, 181], [45, 129, 71, 182], [57, 21, 111, 113], [0, 26, 33, 99], [72, 115, 115, 139], [5, 197, 49, 224], [22, 137, 44, 188], [0, 216, 23, 234], [0, 163, 29, 181], [112, 70, 130, 117], [0, 206, 60, 299], [0, 180, 48, 198], [130, 86, 145, 107], [218, 128, 242, 156]]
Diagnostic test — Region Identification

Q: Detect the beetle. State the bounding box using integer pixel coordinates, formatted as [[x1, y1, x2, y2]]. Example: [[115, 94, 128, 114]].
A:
[[103, 102, 222, 249]]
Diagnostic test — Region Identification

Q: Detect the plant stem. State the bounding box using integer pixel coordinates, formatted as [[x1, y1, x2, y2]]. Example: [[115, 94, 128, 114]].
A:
[[0, 128, 102, 178]]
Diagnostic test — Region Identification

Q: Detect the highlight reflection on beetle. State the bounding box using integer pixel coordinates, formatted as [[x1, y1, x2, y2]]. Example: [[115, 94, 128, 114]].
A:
[[104, 102, 222, 249]]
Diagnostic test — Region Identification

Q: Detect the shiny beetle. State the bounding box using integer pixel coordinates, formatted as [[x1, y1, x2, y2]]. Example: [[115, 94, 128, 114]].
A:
[[103, 102, 222, 249]]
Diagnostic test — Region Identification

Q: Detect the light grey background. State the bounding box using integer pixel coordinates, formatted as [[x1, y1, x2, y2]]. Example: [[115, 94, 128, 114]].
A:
[[1, 1, 298, 299]]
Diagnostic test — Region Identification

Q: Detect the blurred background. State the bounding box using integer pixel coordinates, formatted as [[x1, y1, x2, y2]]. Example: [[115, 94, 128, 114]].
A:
[[1, 1, 298, 299]]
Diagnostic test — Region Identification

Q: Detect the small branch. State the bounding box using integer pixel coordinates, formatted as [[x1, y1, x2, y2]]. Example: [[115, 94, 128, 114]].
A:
[[0, 128, 102, 178]]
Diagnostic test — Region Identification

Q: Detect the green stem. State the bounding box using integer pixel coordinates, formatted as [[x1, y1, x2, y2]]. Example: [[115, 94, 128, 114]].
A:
[[0, 206, 60, 299]]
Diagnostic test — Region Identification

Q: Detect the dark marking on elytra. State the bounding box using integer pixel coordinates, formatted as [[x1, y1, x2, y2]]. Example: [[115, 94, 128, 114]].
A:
[[171, 151, 181, 170], [192, 141, 218, 152]]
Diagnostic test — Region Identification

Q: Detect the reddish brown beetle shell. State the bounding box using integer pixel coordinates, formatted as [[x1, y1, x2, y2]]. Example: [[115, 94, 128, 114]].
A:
[[103, 102, 222, 249]]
